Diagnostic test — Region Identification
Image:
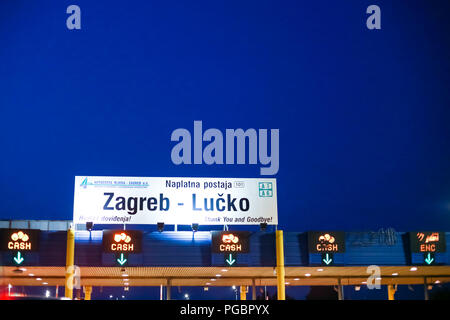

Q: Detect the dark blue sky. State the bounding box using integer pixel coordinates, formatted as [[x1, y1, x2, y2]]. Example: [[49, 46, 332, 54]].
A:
[[0, 0, 449, 231]]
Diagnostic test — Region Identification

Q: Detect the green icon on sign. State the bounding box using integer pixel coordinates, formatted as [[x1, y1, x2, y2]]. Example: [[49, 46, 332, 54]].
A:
[[225, 253, 236, 266], [259, 182, 273, 197], [117, 253, 128, 266], [424, 252, 434, 265], [322, 253, 333, 265], [14, 251, 24, 265]]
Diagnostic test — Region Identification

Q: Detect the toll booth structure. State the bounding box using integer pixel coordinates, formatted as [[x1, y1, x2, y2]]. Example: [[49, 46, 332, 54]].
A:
[[0, 221, 450, 300]]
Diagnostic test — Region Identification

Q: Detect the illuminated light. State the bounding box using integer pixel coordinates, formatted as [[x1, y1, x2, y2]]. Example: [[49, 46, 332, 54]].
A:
[[410, 267, 418, 271], [285, 282, 290, 285], [210, 279, 216, 281], [110, 232, 134, 252], [220, 243, 242, 252], [361, 281, 367, 284], [317, 268, 324, 272], [36, 278, 42, 281], [294, 278, 300, 281], [206, 283, 211, 285], [122, 274, 129, 277], [315, 233, 339, 252], [184, 293, 189, 299], [222, 234, 239, 244], [219, 233, 243, 252], [43, 282, 48, 285], [45, 290, 50, 298], [28, 273, 34, 277], [319, 233, 335, 243], [109, 295, 113, 299], [435, 280, 441, 284], [376, 277, 382, 281], [123, 279, 129, 282], [392, 273, 398, 276], [215, 274, 222, 277], [221, 269, 228, 272], [112, 243, 134, 251], [232, 285, 236, 290], [8, 231, 32, 251], [19, 268, 27, 272], [305, 273, 311, 277], [124, 283, 129, 286]]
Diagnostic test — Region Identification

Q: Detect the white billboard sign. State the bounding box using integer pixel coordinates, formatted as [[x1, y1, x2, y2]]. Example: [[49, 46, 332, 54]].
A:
[[73, 176, 278, 225]]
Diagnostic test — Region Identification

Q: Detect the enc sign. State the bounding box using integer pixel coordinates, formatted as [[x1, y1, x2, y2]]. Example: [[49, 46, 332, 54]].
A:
[[211, 231, 250, 253], [308, 231, 345, 253], [409, 232, 446, 253], [0, 229, 40, 252], [102, 230, 143, 253]]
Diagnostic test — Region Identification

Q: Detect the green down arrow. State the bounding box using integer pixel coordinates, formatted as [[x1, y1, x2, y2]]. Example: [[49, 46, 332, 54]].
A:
[[117, 253, 127, 265], [14, 251, 24, 265], [425, 253, 434, 265], [322, 253, 332, 265], [226, 254, 236, 266]]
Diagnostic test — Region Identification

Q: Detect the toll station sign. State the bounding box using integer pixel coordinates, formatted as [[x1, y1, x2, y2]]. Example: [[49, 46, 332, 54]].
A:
[[308, 231, 346, 253], [0, 229, 40, 252], [211, 231, 250, 253], [73, 176, 278, 225], [409, 232, 446, 253], [102, 230, 143, 253]]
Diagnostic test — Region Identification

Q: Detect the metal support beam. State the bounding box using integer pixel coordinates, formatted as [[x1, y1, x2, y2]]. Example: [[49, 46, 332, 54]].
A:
[[337, 278, 344, 300], [424, 277, 429, 300], [167, 279, 172, 300], [65, 226, 75, 299], [240, 286, 247, 300], [387, 284, 396, 300], [252, 279, 256, 300], [276, 230, 285, 300], [84, 286, 92, 300]]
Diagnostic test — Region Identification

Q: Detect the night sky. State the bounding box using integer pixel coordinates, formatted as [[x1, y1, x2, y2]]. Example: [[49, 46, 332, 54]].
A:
[[1, 0, 450, 233]]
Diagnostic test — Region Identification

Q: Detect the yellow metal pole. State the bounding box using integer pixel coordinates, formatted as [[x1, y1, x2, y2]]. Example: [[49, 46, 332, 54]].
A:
[[240, 286, 247, 300], [387, 285, 396, 300], [276, 230, 285, 300], [65, 226, 75, 299], [84, 286, 92, 300]]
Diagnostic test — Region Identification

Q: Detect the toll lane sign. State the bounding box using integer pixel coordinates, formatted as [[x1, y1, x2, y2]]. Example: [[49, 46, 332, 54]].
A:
[[409, 232, 446, 253], [409, 232, 446, 265], [308, 231, 345, 266], [102, 230, 143, 253], [102, 230, 143, 266], [211, 231, 250, 267], [0, 229, 40, 252], [308, 231, 345, 253], [211, 231, 250, 253], [0, 229, 40, 266]]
